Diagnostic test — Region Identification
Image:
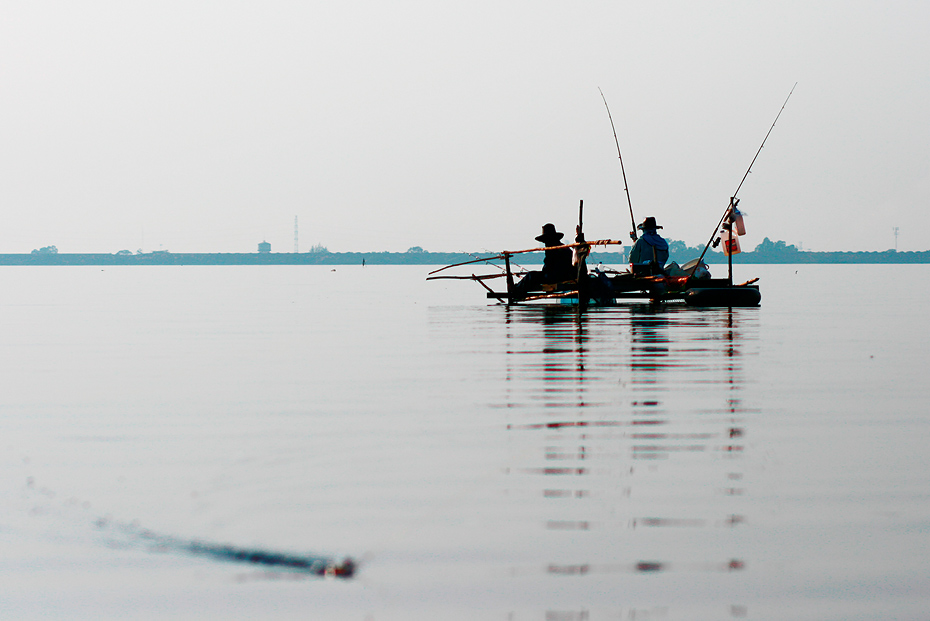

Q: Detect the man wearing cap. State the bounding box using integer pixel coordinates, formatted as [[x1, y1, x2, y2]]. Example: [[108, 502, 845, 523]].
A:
[[629, 217, 669, 275], [512, 223, 575, 298]]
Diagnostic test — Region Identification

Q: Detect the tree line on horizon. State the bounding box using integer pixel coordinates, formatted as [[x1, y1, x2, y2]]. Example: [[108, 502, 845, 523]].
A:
[[21, 237, 926, 264]]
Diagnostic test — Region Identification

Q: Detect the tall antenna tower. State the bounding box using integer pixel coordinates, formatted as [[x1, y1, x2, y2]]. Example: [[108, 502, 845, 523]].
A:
[[294, 216, 299, 253], [894, 226, 899, 251]]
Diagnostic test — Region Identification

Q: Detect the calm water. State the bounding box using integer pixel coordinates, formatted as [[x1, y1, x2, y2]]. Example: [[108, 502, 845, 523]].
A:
[[1, 264, 928, 620]]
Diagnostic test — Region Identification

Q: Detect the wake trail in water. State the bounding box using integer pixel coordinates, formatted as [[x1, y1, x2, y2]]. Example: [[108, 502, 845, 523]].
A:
[[99, 517, 356, 577], [16, 474, 355, 579]]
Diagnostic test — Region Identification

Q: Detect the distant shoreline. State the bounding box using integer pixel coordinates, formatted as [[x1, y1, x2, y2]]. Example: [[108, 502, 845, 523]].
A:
[[3, 250, 930, 265]]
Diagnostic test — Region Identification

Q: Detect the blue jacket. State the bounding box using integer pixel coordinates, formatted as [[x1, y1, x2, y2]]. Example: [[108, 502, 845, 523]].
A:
[[629, 230, 669, 266]]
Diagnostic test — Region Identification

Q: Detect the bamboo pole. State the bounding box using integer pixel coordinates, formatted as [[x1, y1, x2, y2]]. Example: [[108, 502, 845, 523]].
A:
[[504, 253, 514, 303], [427, 239, 623, 276], [425, 273, 509, 281], [475, 274, 506, 304], [575, 199, 589, 312]]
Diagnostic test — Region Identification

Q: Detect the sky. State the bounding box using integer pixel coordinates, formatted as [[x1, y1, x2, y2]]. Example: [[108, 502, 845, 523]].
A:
[[1, 0, 927, 254]]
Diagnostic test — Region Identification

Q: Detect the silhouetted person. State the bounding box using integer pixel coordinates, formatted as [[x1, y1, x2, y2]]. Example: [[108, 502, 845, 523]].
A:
[[512, 223, 575, 298], [629, 217, 669, 275]]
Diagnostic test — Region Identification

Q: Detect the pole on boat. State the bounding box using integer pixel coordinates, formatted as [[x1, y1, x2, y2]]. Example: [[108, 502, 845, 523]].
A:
[[690, 84, 797, 277], [575, 199, 589, 310], [504, 252, 515, 305], [475, 273, 506, 304], [598, 88, 638, 242], [727, 202, 734, 286]]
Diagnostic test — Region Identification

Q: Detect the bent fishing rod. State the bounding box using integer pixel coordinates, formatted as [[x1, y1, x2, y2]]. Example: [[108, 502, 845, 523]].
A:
[[598, 88, 638, 242], [691, 83, 797, 274]]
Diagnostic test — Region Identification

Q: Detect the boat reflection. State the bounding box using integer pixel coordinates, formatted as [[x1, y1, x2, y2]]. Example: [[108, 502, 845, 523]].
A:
[[497, 304, 756, 586]]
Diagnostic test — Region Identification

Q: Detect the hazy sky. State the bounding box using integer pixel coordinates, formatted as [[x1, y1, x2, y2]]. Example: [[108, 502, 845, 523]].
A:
[[1, 1, 927, 253]]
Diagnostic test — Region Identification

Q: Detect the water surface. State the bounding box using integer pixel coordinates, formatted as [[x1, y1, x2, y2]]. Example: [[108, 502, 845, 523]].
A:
[[1, 264, 928, 620]]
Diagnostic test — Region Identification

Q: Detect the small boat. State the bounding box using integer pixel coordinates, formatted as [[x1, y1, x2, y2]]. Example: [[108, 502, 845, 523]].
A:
[[428, 86, 795, 310], [428, 253, 761, 308], [427, 221, 762, 309]]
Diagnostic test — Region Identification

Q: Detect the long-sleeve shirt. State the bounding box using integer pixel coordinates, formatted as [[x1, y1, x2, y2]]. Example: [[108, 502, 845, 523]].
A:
[[629, 231, 669, 266], [541, 246, 575, 281]]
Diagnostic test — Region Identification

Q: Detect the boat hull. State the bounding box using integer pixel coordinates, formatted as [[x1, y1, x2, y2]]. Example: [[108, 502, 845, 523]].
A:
[[486, 276, 761, 307], [683, 286, 761, 307]]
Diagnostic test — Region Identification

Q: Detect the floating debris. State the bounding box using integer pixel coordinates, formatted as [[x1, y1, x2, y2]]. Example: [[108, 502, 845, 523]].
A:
[[182, 540, 355, 577]]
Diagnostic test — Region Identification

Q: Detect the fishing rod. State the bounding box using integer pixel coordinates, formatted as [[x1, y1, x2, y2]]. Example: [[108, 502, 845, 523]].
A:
[[691, 83, 797, 275], [464, 251, 513, 273], [598, 87, 638, 242]]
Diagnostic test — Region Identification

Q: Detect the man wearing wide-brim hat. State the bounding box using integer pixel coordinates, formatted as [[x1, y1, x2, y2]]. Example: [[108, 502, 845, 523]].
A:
[[629, 217, 669, 275], [512, 223, 576, 298]]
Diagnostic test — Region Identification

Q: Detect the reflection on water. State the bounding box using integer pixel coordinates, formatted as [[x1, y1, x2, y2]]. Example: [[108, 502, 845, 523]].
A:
[[7, 265, 930, 618], [494, 303, 757, 595]]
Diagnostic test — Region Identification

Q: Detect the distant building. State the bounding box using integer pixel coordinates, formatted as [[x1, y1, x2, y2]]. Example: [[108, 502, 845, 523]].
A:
[[258, 241, 271, 254]]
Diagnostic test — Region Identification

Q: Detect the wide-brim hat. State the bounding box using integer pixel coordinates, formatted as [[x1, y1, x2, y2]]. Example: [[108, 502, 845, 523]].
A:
[[535, 223, 564, 243], [637, 216, 663, 230]]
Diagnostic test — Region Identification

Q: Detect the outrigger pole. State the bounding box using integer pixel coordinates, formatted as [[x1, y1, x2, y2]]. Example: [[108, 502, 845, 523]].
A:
[[598, 88, 638, 242], [426, 239, 623, 277], [690, 83, 797, 280]]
